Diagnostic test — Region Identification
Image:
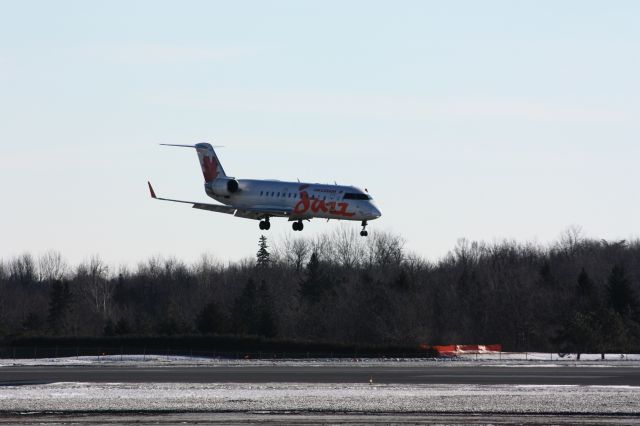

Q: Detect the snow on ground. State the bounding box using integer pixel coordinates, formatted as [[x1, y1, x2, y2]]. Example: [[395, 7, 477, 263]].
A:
[[0, 382, 639, 414], [1, 353, 640, 368], [466, 352, 640, 361]]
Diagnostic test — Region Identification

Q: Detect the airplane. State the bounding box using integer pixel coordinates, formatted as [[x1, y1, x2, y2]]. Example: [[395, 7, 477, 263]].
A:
[[148, 143, 381, 236]]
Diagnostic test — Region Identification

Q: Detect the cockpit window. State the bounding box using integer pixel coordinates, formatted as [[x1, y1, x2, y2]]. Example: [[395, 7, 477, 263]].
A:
[[343, 193, 371, 200]]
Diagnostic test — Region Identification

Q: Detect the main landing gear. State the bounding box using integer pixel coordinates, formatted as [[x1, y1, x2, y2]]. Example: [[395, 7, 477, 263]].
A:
[[360, 220, 369, 237], [292, 220, 304, 231], [258, 218, 271, 230]]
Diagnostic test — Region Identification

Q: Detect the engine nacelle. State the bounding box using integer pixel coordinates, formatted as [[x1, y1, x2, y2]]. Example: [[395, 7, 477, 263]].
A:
[[208, 178, 240, 196]]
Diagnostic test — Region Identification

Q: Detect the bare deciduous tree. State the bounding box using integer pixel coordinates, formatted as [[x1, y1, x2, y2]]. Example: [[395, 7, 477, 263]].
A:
[[556, 225, 585, 255], [8, 253, 36, 285], [38, 250, 67, 282], [76, 254, 112, 318], [275, 235, 310, 272], [331, 226, 365, 268], [366, 231, 405, 269]]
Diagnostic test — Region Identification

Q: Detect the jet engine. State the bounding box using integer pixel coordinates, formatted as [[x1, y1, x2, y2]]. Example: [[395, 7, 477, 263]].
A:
[[209, 178, 240, 196]]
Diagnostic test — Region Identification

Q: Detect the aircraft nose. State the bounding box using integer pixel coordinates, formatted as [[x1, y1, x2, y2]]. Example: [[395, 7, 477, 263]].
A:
[[371, 205, 382, 219]]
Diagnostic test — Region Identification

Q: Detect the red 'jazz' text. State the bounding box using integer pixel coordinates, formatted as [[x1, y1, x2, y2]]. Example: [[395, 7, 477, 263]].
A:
[[294, 191, 355, 217]]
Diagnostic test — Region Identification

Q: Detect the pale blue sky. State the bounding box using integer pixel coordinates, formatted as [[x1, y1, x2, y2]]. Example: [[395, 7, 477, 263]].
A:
[[1, 1, 639, 266]]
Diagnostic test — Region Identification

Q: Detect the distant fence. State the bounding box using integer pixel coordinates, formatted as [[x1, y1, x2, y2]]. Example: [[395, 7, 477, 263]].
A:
[[2, 337, 636, 361], [422, 351, 638, 361]]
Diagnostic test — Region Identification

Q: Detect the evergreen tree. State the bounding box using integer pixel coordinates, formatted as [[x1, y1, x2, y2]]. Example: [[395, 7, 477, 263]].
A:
[[608, 265, 637, 316], [232, 278, 259, 334], [577, 268, 594, 296], [196, 301, 226, 334], [103, 319, 116, 336], [561, 268, 610, 354], [599, 309, 628, 352], [575, 267, 601, 313], [256, 235, 270, 267], [300, 251, 325, 303], [23, 312, 45, 333], [257, 280, 277, 338], [115, 318, 132, 335], [47, 280, 72, 335], [393, 268, 411, 291], [157, 302, 190, 335], [538, 261, 556, 287], [113, 273, 128, 307], [230, 279, 277, 337]]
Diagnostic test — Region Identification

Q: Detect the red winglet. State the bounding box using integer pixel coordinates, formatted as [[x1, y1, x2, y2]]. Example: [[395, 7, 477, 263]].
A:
[[147, 181, 157, 199]]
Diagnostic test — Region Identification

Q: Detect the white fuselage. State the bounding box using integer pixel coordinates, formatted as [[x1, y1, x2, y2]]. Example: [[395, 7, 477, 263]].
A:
[[207, 179, 381, 221]]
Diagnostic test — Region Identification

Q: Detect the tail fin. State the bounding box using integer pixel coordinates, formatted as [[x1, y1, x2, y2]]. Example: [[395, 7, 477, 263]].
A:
[[160, 143, 227, 182], [194, 143, 227, 182]]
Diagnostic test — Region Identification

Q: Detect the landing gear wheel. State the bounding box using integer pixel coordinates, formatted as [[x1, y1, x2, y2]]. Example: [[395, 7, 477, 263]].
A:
[[292, 220, 304, 231], [360, 220, 368, 237], [259, 219, 271, 231]]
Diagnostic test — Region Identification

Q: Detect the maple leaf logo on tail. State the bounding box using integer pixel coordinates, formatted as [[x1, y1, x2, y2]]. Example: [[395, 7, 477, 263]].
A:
[[201, 156, 219, 182], [194, 143, 227, 182]]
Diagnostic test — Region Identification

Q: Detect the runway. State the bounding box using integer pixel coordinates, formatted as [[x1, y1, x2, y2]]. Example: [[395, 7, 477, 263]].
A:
[[2, 364, 640, 386], [1, 362, 640, 424], [1, 412, 639, 425]]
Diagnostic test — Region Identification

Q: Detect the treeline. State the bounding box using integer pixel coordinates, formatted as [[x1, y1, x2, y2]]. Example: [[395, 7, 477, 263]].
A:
[[1, 227, 639, 353]]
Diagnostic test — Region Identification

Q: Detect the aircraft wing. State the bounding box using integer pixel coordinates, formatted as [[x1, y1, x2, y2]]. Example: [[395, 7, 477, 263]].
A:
[[147, 182, 236, 215], [234, 206, 292, 220], [148, 182, 294, 219], [193, 203, 237, 214]]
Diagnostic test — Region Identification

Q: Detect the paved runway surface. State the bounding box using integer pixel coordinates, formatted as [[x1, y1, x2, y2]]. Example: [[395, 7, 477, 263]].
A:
[[2, 365, 639, 386], [1, 413, 638, 425]]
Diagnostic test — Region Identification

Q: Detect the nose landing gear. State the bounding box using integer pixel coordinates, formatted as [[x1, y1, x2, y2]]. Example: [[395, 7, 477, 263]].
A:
[[360, 220, 368, 237], [292, 220, 304, 231], [259, 217, 271, 230]]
